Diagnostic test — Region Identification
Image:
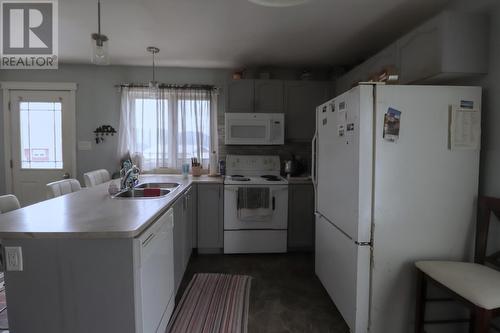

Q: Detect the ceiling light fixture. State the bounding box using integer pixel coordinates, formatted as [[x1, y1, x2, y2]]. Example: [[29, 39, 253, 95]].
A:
[[91, 0, 109, 65], [247, 0, 309, 7], [147, 46, 160, 90]]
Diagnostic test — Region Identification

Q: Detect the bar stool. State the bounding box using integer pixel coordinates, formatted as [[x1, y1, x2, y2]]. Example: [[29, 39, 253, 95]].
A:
[[0, 195, 21, 214], [83, 169, 111, 187], [46, 179, 82, 199]]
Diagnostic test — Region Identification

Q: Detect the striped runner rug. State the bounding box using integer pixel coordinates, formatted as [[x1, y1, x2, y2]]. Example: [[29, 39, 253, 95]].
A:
[[167, 273, 252, 333]]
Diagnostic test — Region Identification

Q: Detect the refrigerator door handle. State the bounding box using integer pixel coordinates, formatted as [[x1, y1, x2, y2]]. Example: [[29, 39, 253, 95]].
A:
[[355, 241, 373, 246], [312, 132, 318, 187], [312, 130, 318, 211]]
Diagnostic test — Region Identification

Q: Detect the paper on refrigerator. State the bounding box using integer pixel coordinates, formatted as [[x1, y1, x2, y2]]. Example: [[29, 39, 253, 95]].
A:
[[449, 106, 481, 150]]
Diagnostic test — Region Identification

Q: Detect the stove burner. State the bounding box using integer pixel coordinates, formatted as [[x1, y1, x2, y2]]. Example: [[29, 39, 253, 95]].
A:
[[230, 175, 251, 181], [261, 175, 282, 182]]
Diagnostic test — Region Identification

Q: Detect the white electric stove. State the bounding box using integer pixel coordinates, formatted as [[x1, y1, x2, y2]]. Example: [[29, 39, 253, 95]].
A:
[[224, 155, 288, 254]]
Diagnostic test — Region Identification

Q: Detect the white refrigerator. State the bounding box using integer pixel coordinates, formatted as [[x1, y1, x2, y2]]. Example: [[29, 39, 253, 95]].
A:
[[312, 84, 481, 333]]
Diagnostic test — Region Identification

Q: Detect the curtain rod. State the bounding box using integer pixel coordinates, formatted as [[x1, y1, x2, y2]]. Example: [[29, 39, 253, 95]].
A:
[[115, 83, 217, 91]]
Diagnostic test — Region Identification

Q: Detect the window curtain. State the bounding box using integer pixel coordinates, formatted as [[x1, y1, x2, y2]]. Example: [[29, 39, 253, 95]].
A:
[[118, 87, 218, 171]]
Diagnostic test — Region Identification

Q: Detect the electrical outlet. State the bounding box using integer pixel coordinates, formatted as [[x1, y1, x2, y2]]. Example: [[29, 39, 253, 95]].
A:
[[5, 247, 23, 271]]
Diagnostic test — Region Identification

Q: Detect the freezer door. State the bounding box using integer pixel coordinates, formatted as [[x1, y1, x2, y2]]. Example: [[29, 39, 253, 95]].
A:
[[316, 85, 374, 242], [315, 214, 370, 333]]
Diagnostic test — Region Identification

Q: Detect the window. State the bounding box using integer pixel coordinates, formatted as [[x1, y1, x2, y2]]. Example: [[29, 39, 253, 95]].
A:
[[118, 87, 218, 171], [20, 101, 63, 169]]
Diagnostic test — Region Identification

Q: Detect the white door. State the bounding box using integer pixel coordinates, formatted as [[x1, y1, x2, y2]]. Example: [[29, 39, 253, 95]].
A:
[[316, 85, 373, 243], [9, 90, 76, 206]]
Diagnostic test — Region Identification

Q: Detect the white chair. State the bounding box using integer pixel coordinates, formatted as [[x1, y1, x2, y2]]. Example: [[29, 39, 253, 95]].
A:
[[0, 194, 21, 214], [46, 179, 82, 199], [83, 169, 111, 187], [414, 196, 500, 333]]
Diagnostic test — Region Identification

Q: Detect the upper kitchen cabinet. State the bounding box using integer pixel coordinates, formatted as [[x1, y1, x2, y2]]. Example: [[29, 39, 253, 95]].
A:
[[335, 11, 488, 92], [226, 79, 284, 113], [254, 80, 284, 113], [284, 81, 332, 142], [398, 11, 488, 84], [226, 80, 254, 113]]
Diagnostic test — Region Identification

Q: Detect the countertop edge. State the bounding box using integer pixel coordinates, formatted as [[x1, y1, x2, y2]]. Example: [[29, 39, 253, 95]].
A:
[[0, 175, 224, 240]]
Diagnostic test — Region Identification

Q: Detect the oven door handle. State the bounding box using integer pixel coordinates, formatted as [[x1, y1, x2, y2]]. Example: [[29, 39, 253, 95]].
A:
[[272, 197, 275, 210]]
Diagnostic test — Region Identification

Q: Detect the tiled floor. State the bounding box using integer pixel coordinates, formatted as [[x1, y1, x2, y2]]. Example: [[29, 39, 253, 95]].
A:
[[178, 253, 349, 333]]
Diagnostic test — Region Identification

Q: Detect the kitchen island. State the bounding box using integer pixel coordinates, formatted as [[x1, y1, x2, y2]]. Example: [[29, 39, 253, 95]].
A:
[[0, 174, 222, 333]]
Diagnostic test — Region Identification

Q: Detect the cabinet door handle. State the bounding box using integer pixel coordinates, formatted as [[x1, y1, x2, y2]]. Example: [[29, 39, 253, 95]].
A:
[[272, 197, 275, 210]]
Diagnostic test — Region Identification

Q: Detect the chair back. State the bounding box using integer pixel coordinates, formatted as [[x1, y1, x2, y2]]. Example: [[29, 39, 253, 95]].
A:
[[475, 196, 500, 270], [83, 169, 111, 187], [0, 194, 21, 213], [46, 179, 82, 199]]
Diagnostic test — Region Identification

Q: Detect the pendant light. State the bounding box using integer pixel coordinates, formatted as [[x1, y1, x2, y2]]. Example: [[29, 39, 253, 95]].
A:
[[91, 0, 109, 65], [147, 46, 160, 90]]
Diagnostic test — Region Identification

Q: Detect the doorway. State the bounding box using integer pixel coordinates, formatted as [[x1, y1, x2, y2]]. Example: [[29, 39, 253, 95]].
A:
[[3, 84, 76, 206]]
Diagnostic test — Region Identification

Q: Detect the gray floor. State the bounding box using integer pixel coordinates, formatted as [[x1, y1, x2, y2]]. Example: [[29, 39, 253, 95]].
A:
[[177, 253, 349, 333]]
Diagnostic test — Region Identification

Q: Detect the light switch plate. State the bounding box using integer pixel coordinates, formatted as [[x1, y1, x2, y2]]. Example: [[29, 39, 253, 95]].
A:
[[5, 246, 23, 271]]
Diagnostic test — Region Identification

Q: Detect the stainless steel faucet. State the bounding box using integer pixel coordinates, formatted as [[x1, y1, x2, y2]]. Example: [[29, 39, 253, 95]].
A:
[[121, 165, 140, 190]]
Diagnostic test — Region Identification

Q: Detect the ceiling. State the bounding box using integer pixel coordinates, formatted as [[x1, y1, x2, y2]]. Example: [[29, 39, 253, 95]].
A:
[[59, 0, 453, 68]]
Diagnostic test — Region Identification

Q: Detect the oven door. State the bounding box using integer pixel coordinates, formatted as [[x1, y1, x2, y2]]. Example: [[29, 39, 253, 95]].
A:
[[224, 185, 288, 230]]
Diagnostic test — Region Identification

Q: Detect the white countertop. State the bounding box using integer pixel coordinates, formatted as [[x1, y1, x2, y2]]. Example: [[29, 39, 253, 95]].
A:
[[0, 175, 223, 240]]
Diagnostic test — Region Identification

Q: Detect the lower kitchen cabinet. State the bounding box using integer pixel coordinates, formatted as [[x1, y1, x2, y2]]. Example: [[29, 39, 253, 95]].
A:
[[197, 183, 224, 252], [288, 183, 315, 250], [173, 187, 195, 293], [184, 187, 195, 264]]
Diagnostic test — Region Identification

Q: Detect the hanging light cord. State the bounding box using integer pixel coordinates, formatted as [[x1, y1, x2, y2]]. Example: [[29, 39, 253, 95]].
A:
[[152, 50, 156, 84], [97, 0, 101, 36]]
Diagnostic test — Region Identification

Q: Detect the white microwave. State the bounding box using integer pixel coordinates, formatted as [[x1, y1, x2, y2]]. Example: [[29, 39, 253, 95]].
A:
[[225, 113, 285, 145]]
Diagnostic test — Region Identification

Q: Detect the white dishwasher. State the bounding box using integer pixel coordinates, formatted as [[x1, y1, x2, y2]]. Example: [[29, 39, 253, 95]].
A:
[[134, 208, 175, 333]]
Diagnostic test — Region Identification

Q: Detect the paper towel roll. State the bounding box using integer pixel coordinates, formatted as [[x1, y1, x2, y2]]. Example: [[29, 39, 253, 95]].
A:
[[209, 151, 218, 176]]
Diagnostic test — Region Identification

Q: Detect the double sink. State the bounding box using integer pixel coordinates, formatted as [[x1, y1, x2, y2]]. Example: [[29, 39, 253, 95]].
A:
[[114, 182, 180, 199]]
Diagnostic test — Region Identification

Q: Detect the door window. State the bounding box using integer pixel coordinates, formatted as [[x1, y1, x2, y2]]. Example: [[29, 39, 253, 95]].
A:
[[19, 101, 63, 169]]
